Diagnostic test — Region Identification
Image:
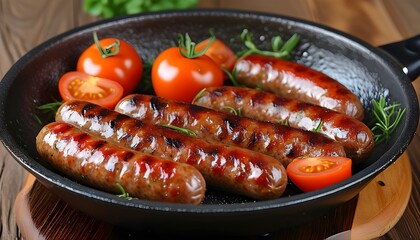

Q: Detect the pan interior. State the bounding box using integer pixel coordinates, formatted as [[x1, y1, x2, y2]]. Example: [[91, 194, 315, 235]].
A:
[[1, 10, 416, 207]]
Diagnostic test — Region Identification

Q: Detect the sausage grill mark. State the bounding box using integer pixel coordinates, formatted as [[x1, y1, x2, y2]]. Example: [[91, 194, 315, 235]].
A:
[[112, 114, 131, 128], [93, 139, 107, 150], [150, 96, 167, 112], [81, 103, 96, 116], [164, 137, 184, 149], [285, 148, 296, 158], [188, 104, 206, 118], [247, 132, 259, 148]]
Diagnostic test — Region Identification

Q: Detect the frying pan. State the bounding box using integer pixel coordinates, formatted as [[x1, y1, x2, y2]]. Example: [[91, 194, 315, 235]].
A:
[[0, 9, 419, 235]]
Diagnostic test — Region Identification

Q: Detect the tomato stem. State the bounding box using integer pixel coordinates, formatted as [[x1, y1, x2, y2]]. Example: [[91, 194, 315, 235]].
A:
[[93, 31, 120, 58], [178, 31, 216, 59]]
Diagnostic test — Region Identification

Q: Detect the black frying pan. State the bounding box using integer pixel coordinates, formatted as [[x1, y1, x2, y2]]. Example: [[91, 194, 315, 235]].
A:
[[0, 9, 419, 235]]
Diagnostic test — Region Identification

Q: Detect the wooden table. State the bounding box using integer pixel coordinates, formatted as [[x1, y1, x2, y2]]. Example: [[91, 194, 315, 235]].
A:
[[1, 0, 419, 239]]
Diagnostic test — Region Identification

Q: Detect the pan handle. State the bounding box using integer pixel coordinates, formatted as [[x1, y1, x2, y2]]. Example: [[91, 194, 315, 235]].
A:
[[379, 34, 420, 82]]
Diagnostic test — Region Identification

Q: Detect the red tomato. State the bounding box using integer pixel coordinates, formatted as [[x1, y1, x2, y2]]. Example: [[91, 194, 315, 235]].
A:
[[286, 156, 352, 192], [77, 36, 142, 95], [58, 71, 124, 109], [151, 47, 223, 102], [196, 38, 237, 73]]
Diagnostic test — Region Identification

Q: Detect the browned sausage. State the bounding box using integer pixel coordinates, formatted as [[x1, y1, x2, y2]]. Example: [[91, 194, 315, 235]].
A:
[[56, 100, 288, 200], [193, 86, 374, 163], [36, 122, 206, 205], [234, 54, 365, 120], [114, 94, 347, 167]]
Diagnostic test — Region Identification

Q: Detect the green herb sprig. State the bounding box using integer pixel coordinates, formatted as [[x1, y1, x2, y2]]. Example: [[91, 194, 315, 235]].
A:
[[116, 183, 135, 200], [162, 124, 197, 137], [370, 97, 406, 144], [37, 101, 64, 123], [221, 106, 242, 116], [222, 68, 243, 87], [237, 29, 300, 59], [191, 88, 207, 104], [313, 120, 323, 133], [37, 101, 63, 113], [279, 119, 289, 126]]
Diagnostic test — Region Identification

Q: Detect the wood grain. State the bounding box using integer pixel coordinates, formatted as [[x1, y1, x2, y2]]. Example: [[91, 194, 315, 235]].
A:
[[0, 0, 96, 77], [351, 154, 412, 239], [1, 0, 419, 239]]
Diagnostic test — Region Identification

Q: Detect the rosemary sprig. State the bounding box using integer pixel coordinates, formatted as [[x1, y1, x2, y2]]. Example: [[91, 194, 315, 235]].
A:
[[370, 97, 406, 144], [279, 119, 289, 126], [37, 101, 64, 122], [221, 106, 242, 116], [162, 124, 197, 137], [313, 120, 323, 133], [237, 29, 300, 59], [222, 67, 247, 88], [191, 88, 207, 104], [37, 101, 64, 112], [116, 183, 135, 200]]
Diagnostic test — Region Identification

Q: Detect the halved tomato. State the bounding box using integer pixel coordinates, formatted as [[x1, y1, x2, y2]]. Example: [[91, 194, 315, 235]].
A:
[[58, 71, 124, 108], [286, 156, 352, 192]]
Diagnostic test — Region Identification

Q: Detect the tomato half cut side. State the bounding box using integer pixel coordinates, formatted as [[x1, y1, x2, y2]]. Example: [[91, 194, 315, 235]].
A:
[[286, 156, 352, 192], [58, 71, 124, 109]]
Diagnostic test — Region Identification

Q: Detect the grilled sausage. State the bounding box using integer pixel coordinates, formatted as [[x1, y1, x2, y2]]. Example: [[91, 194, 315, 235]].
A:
[[193, 86, 374, 163], [36, 122, 206, 205], [114, 94, 347, 167], [56, 100, 288, 200], [234, 54, 365, 120]]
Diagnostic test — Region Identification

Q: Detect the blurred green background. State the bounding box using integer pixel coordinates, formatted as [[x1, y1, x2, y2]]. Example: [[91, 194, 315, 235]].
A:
[[83, 0, 199, 19]]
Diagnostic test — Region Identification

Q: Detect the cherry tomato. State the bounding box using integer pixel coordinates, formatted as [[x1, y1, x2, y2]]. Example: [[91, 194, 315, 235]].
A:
[[286, 156, 352, 192], [151, 47, 223, 102], [77, 34, 142, 95], [196, 38, 237, 73], [58, 71, 124, 109]]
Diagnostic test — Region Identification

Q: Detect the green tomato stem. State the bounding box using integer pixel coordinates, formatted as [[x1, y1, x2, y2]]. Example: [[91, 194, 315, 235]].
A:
[[178, 32, 216, 59], [93, 31, 120, 58]]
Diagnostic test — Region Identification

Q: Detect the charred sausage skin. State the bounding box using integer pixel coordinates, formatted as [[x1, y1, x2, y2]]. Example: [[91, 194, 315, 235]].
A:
[[234, 54, 365, 120], [36, 122, 206, 204], [115, 94, 346, 167], [194, 86, 374, 163], [56, 101, 288, 200]]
